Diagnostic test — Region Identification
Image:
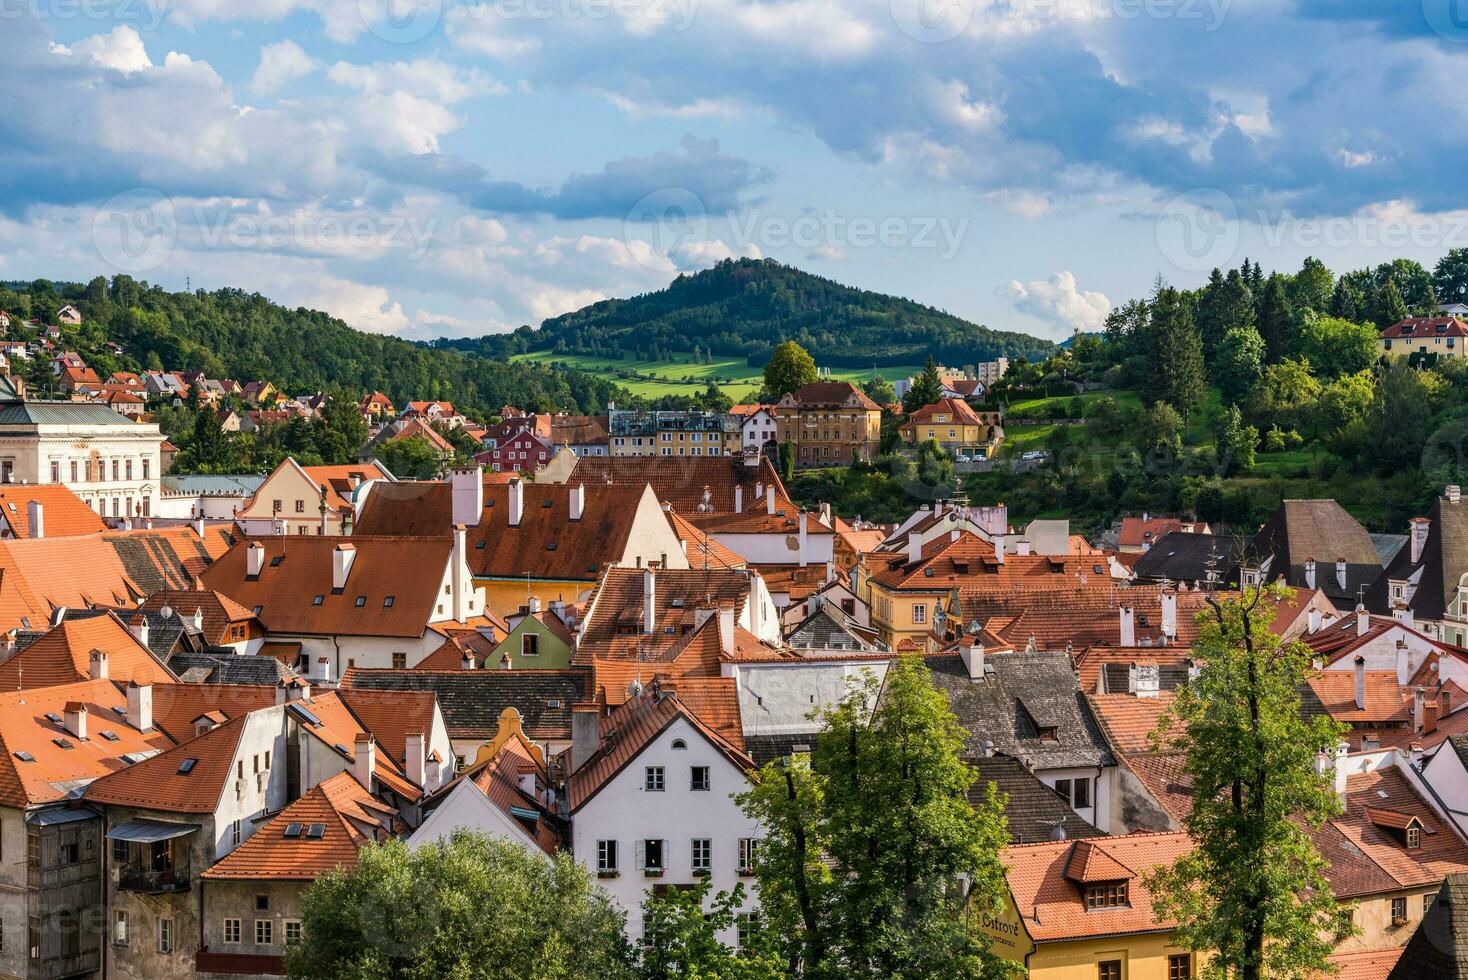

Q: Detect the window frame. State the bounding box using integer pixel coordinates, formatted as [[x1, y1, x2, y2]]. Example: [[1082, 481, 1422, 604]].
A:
[[690, 765, 711, 791], [644, 766, 665, 792]]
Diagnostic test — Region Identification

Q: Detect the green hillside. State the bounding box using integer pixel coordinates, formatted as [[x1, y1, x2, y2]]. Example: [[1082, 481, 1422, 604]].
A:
[[446, 258, 1056, 368]]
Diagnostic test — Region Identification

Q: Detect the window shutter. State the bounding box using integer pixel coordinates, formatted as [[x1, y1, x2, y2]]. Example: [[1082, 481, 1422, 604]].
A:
[[635, 840, 645, 871]]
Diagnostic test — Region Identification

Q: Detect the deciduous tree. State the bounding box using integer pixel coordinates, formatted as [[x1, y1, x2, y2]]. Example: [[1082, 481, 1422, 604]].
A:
[[763, 341, 818, 399]]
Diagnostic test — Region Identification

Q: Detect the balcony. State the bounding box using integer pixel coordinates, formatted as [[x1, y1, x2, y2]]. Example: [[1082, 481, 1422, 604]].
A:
[[119, 862, 191, 894]]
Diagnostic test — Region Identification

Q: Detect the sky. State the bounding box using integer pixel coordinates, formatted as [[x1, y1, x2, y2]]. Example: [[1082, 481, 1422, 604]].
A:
[[2, 0, 1467, 343]]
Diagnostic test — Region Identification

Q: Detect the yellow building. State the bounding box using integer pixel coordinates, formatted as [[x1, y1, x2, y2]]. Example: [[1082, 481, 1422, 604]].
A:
[[774, 381, 882, 468], [898, 397, 990, 455], [1380, 316, 1468, 360], [608, 408, 740, 457], [235, 458, 389, 535]]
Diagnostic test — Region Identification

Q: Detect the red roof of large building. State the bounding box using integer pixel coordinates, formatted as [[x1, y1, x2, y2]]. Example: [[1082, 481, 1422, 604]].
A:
[[1381, 317, 1468, 339]]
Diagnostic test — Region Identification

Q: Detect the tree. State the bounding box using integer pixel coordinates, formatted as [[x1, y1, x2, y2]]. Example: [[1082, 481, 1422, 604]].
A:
[[698, 381, 733, 412], [1146, 287, 1206, 430], [1365, 359, 1436, 475], [1434, 247, 1468, 305], [763, 341, 818, 399], [1148, 585, 1347, 980], [374, 436, 444, 480], [861, 374, 895, 406], [1256, 274, 1295, 362], [1135, 401, 1183, 458], [1214, 326, 1266, 406], [902, 356, 945, 414], [285, 831, 634, 979], [1328, 278, 1359, 321], [1245, 359, 1320, 434], [1289, 257, 1334, 315], [639, 880, 783, 979], [314, 391, 369, 465], [1370, 277, 1409, 329], [1296, 315, 1379, 379], [1215, 404, 1256, 476], [1195, 268, 1254, 363], [779, 438, 795, 483], [1313, 371, 1374, 437], [737, 656, 1012, 979]]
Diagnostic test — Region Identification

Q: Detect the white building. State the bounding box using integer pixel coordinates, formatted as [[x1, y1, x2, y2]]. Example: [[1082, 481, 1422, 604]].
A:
[[0, 379, 164, 520], [737, 408, 777, 453], [567, 687, 759, 945]]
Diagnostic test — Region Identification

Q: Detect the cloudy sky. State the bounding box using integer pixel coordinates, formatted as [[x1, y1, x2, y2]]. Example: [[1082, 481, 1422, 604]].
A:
[[2, 0, 1466, 341]]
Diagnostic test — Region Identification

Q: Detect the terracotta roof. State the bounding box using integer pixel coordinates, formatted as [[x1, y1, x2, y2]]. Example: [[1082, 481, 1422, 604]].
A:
[[1320, 766, 1468, 898], [549, 415, 609, 446], [136, 589, 257, 646], [293, 692, 422, 800], [666, 511, 747, 570], [1381, 316, 1468, 339], [1001, 832, 1194, 942], [570, 455, 789, 515], [567, 686, 753, 812], [898, 397, 983, 429], [868, 533, 1118, 592], [200, 535, 455, 638], [146, 683, 277, 742], [959, 588, 1217, 651], [1119, 752, 1194, 823], [0, 613, 175, 690], [442, 731, 560, 854], [1305, 671, 1413, 724], [466, 482, 650, 583], [1087, 693, 1176, 754], [1062, 838, 1136, 882], [202, 770, 394, 880], [302, 463, 391, 515], [352, 481, 454, 536], [779, 381, 880, 411], [0, 678, 177, 808], [0, 485, 107, 538], [335, 688, 440, 768], [0, 524, 235, 633], [414, 628, 501, 670], [1328, 948, 1404, 980], [1118, 515, 1190, 549], [83, 712, 248, 812]]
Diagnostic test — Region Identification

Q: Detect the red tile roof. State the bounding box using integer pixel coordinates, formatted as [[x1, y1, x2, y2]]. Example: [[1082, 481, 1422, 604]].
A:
[[83, 712, 248, 812], [570, 455, 789, 515], [136, 589, 258, 645], [466, 481, 651, 583], [779, 381, 880, 411], [0, 485, 107, 538], [1381, 317, 1468, 339], [898, 397, 983, 429], [0, 614, 175, 690]]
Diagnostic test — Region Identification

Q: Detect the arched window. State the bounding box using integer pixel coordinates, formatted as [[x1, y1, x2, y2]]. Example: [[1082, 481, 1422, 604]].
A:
[[671, 739, 687, 750]]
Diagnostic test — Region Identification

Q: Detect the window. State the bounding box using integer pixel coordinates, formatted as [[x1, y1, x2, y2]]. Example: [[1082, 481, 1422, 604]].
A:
[[50, 461, 58, 483], [156, 917, 173, 955], [231, 819, 242, 847], [255, 894, 270, 911], [28, 917, 38, 962], [1407, 826, 1421, 848], [1098, 962, 1121, 980], [691, 765, 711, 791], [643, 839, 664, 872], [284, 920, 302, 945], [597, 840, 619, 875], [126, 459, 133, 480], [295, 499, 305, 513], [692, 838, 711, 874], [645, 766, 665, 792], [69, 460, 78, 482], [27, 832, 38, 868], [113, 910, 129, 947], [1169, 954, 1192, 980], [1084, 882, 1129, 909], [142, 459, 150, 479], [272, 499, 282, 513], [1074, 778, 1091, 808], [671, 739, 687, 750], [392, 652, 407, 669], [739, 838, 758, 873], [912, 604, 926, 624], [256, 919, 274, 945], [737, 912, 759, 949], [1392, 896, 1409, 924], [112, 837, 127, 864], [58, 830, 79, 865], [355, 595, 366, 608], [111, 460, 119, 481], [1426, 893, 1437, 913], [224, 919, 241, 944]]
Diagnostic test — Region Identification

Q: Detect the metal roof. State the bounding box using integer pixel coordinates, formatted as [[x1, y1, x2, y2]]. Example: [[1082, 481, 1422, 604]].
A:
[[28, 806, 100, 827], [0, 401, 136, 425], [106, 818, 200, 843]]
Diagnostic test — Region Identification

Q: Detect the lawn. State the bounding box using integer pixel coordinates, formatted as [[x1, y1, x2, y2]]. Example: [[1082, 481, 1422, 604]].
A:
[[512, 350, 917, 402]]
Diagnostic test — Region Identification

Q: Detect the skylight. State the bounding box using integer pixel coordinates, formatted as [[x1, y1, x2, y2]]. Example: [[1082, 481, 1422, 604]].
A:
[[270, 555, 284, 566], [355, 596, 366, 607], [178, 758, 198, 775], [283, 823, 303, 838], [14, 751, 34, 762], [43, 712, 62, 724], [383, 596, 395, 607], [52, 738, 72, 749], [100, 730, 119, 742], [306, 823, 326, 839]]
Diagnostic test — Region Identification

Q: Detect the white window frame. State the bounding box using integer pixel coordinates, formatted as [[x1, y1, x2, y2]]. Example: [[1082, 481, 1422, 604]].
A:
[[645, 766, 665, 792], [156, 917, 173, 955], [224, 918, 241, 944]]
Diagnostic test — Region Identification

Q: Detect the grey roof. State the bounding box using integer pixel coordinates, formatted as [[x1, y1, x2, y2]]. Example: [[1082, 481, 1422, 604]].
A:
[[972, 754, 1102, 844], [1367, 495, 1468, 622], [743, 733, 820, 767], [784, 604, 882, 652], [161, 474, 265, 497], [1389, 873, 1468, 980], [0, 401, 135, 425], [167, 653, 296, 686], [1252, 499, 1382, 605], [926, 650, 1115, 771], [1131, 531, 1246, 586], [1371, 533, 1409, 567], [341, 668, 591, 740]]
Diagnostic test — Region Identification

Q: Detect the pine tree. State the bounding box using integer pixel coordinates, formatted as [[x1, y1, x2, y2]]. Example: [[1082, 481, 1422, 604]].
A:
[[1147, 287, 1206, 431], [1328, 278, 1358, 321], [902, 356, 945, 413], [1371, 277, 1409, 329], [1257, 275, 1295, 363]]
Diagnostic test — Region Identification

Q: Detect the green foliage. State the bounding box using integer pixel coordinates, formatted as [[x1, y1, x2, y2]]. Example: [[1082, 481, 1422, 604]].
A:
[[1296, 315, 1380, 379], [1256, 275, 1295, 362], [1289, 257, 1334, 315], [1195, 268, 1255, 363], [861, 374, 895, 405], [736, 657, 1014, 979], [1216, 405, 1257, 476], [1365, 359, 1439, 476], [902, 356, 945, 413], [1135, 401, 1183, 457], [285, 831, 634, 980], [373, 436, 445, 480], [1145, 286, 1206, 428], [1370, 277, 1409, 329], [1434, 247, 1468, 306], [1245, 359, 1321, 433], [465, 258, 1055, 367], [764, 341, 819, 400], [1148, 586, 1348, 980], [639, 880, 783, 979], [1329, 278, 1360, 321], [1214, 326, 1266, 406]]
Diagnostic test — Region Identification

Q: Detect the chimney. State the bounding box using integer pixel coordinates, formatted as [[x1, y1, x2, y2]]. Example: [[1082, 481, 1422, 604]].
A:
[[819, 502, 831, 527], [734, 485, 743, 512], [353, 733, 375, 790], [1333, 741, 1349, 803], [907, 533, 923, 563], [450, 465, 484, 527], [994, 535, 1005, 564], [451, 525, 468, 622], [405, 733, 425, 787], [1119, 606, 1136, 647], [461, 653, 477, 670], [1016, 539, 1031, 557], [88, 649, 108, 680], [126, 682, 152, 733], [1443, 686, 1455, 717], [571, 703, 601, 773], [191, 607, 203, 632], [1160, 590, 1177, 639], [1357, 604, 1370, 637], [1354, 655, 1366, 711], [1414, 687, 1426, 733], [130, 614, 150, 650], [1304, 558, 1316, 590], [193, 513, 205, 538], [425, 754, 443, 793], [569, 483, 585, 522], [247, 542, 265, 577], [315, 656, 332, 684], [766, 485, 776, 515], [63, 701, 87, 740], [1411, 517, 1430, 565], [959, 638, 985, 680], [643, 569, 656, 634], [1336, 559, 1348, 593], [717, 601, 735, 655], [1308, 606, 1322, 634], [1133, 663, 1160, 699], [508, 479, 524, 527], [26, 500, 42, 539], [1397, 641, 1411, 685], [1425, 699, 1441, 735], [332, 543, 356, 591], [798, 512, 809, 568], [1448, 485, 1462, 504]]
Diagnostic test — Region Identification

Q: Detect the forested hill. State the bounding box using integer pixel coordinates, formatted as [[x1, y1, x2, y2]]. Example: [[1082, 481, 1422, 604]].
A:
[[0, 278, 619, 415], [443, 259, 1056, 367]]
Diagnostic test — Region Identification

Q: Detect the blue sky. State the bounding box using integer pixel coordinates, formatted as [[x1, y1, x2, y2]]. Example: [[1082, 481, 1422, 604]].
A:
[[2, 0, 1467, 342]]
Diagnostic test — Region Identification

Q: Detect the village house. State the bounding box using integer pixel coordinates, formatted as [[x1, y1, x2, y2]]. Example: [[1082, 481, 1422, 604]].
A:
[[728, 404, 777, 454], [476, 427, 551, 472], [607, 407, 742, 458], [773, 379, 882, 467], [898, 397, 994, 457], [235, 459, 391, 536], [1381, 316, 1468, 361]]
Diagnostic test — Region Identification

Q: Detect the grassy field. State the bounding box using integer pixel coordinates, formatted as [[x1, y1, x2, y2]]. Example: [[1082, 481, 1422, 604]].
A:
[[512, 350, 916, 402]]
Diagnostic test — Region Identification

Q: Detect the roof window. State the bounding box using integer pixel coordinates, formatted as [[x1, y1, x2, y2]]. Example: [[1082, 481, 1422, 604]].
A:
[[178, 758, 197, 774], [355, 596, 366, 607], [283, 823, 302, 838], [306, 823, 326, 839], [383, 596, 395, 608]]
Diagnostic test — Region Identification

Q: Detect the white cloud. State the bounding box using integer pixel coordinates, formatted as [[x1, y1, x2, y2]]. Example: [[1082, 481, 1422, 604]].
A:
[[327, 58, 505, 102], [1003, 271, 1110, 338], [807, 243, 846, 261], [63, 26, 153, 73], [731, 0, 878, 59], [294, 276, 411, 334], [251, 40, 317, 95]]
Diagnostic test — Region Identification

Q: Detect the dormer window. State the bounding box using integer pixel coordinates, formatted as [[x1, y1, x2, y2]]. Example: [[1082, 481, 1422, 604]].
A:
[[1084, 882, 1128, 909]]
